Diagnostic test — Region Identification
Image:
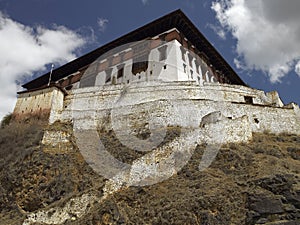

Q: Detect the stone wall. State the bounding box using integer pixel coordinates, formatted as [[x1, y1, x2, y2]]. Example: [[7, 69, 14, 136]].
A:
[[13, 87, 64, 122], [14, 80, 300, 139], [57, 81, 300, 136]]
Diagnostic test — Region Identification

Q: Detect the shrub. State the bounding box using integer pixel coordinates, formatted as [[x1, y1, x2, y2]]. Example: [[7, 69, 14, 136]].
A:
[[1, 113, 12, 128]]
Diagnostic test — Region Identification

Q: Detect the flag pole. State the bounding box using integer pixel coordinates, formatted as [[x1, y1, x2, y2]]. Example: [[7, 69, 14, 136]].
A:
[[48, 64, 54, 86]]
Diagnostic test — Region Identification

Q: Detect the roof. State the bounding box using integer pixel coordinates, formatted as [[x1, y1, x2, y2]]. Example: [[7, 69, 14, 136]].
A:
[[22, 9, 246, 90]]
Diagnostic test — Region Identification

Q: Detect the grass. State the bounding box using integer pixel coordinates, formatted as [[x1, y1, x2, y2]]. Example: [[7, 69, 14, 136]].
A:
[[0, 119, 45, 165]]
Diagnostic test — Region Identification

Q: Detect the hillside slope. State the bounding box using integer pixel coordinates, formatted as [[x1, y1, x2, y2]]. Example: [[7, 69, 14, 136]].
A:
[[0, 120, 299, 225]]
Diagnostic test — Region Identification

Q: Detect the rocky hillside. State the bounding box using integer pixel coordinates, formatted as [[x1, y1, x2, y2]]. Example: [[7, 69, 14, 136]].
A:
[[0, 120, 299, 225]]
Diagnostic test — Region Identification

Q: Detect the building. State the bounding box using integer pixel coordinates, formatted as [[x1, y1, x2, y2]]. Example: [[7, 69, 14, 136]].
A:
[[13, 10, 300, 136]]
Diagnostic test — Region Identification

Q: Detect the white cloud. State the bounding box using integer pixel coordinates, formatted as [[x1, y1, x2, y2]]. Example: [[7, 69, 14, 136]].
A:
[[207, 24, 226, 40], [142, 0, 148, 5], [0, 11, 86, 120], [97, 18, 108, 32], [295, 61, 300, 77], [211, 0, 300, 83]]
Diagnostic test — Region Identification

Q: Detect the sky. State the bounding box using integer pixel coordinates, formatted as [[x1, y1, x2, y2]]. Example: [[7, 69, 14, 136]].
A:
[[0, 0, 299, 120]]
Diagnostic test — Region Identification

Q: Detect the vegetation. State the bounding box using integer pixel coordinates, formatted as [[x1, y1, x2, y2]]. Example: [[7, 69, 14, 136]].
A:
[[0, 120, 105, 224], [0, 113, 12, 128], [0, 121, 299, 224]]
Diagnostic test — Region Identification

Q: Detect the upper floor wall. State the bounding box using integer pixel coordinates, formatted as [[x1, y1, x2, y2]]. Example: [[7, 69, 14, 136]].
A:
[[54, 29, 236, 91], [22, 10, 246, 91]]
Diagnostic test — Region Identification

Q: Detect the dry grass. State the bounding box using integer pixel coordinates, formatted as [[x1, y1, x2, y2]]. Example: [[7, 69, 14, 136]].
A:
[[0, 121, 299, 225], [0, 119, 45, 165]]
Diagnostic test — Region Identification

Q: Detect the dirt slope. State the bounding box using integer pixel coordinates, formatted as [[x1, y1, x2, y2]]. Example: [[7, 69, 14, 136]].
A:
[[0, 121, 299, 224]]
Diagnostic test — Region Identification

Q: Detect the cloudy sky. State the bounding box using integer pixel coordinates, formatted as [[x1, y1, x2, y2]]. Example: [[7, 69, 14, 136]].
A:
[[0, 0, 299, 120]]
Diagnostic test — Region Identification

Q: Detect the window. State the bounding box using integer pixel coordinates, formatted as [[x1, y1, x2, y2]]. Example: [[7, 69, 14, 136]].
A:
[[195, 61, 200, 74], [183, 64, 187, 73], [190, 70, 193, 79], [105, 68, 113, 83], [244, 96, 253, 104], [132, 61, 148, 75], [158, 45, 167, 61], [132, 54, 148, 75], [180, 46, 186, 62], [163, 65, 167, 70], [188, 54, 193, 67], [117, 68, 124, 79], [117, 64, 125, 79]]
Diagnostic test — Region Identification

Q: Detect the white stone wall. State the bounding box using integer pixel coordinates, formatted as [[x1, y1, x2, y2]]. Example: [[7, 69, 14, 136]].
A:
[[58, 81, 300, 136], [49, 88, 64, 124], [14, 79, 299, 139], [85, 39, 219, 88], [13, 87, 64, 122]]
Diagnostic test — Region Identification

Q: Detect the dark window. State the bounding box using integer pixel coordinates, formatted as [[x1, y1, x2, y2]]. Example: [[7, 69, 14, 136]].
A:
[[105, 74, 111, 83], [197, 76, 201, 83], [117, 64, 125, 79], [195, 61, 200, 74], [163, 65, 167, 70], [190, 70, 193, 79], [132, 53, 149, 75], [158, 45, 167, 61], [105, 68, 113, 83], [117, 67, 124, 79], [132, 61, 148, 75], [180, 46, 186, 61], [244, 96, 253, 104], [183, 64, 187, 73], [188, 54, 193, 67]]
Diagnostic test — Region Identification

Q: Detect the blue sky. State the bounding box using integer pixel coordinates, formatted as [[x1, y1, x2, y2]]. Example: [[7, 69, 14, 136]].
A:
[[0, 0, 299, 119]]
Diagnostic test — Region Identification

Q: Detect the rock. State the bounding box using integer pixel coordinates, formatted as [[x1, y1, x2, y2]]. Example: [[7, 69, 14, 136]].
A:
[[287, 147, 300, 160], [199, 111, 225, 128], [256, 217, 268, 224], [249, 195, 284, 214]]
